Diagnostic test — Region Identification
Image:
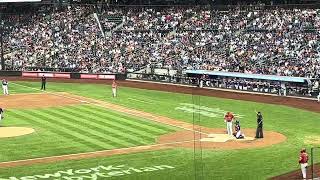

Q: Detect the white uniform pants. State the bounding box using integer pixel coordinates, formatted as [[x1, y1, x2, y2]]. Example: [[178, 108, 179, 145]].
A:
[[300, 163, 307, 179], [226, 121, 233, 135], [236, 130, 242, 138], [2, 85, 8, 95], [112, 88, 117, 97]]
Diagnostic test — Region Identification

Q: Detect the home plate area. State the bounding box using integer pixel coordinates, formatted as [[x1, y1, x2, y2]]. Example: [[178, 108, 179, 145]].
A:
[[157, 128, 286, 150], [201, 133, 255, 142]]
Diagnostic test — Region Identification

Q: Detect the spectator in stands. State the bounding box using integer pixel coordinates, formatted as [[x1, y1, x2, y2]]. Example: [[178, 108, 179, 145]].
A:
[[2, 5, 320, 79]]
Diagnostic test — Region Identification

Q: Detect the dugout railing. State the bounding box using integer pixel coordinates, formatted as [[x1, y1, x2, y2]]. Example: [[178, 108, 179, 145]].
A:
[[311, 147, 320, 179], [126, 72, 319, 98]]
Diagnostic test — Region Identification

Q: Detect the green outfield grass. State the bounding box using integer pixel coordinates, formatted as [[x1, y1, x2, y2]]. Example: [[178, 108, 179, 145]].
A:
[[0, 81, 319, 180]]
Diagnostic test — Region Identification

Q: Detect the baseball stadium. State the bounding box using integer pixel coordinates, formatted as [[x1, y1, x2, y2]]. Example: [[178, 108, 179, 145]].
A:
[[0, 0, 320, 179]]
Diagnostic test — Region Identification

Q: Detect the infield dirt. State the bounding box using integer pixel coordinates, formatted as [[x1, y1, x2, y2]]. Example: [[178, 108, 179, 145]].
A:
[[0, 93, 81, 109]]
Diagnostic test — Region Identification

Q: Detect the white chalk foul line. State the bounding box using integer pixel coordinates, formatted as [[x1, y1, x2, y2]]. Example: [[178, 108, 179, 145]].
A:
[[11, 82, 209, 135]]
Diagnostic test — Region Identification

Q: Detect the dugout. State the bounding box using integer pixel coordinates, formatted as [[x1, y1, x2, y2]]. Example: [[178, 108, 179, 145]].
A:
[[185, 70, 313, 97]]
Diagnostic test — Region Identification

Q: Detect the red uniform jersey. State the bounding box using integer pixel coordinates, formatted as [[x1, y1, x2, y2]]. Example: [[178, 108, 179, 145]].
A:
[[224, 113, 234, 122], [299, 152, 308, 164], [112, 82, 117, 88]]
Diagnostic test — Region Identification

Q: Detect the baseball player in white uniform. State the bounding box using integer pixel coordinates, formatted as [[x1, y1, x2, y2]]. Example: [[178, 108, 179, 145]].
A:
[[2, 79, 9, 95], [112, 80, 117, 98]]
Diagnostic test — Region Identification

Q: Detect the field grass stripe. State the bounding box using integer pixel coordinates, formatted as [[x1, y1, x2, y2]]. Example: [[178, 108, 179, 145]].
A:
[[24, 110, 117, 149], [50, 107, 148, 146], [37, 108, 134, 148], [85, 104, 177, 132], [1, 137, 81, 152], [80, 105, 172, 134], [10, 110, 103, 150], [9, 83, 38, 94], [12, 132, 93, 150], [58, 107, 154, 144], [78, 105, 170, 134], [73, 105, 167, 135], [66, 106, 159, 139], [42, 108, 138, 147], [8, 110, 99, 150], [32, 109, 124, 148]]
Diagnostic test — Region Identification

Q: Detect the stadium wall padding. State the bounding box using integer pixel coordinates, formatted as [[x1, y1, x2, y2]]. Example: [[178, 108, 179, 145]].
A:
[[0, 71, 124, 80]]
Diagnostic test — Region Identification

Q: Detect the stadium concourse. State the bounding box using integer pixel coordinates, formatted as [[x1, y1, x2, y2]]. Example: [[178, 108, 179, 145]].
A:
[[2, 5, 320, 78]]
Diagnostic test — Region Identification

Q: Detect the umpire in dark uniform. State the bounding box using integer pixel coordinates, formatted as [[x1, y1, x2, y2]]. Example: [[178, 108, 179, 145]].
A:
[[0, 107, 4, 126], [255, 111, 263, 138], [41, 75, 46, 90]]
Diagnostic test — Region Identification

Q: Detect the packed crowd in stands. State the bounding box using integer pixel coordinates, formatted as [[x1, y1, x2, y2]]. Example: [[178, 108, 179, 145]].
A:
[[2, 5, 320, 78]]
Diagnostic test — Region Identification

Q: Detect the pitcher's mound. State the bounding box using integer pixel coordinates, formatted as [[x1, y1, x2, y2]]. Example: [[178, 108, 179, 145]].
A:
[[0, 127, 35, 138]]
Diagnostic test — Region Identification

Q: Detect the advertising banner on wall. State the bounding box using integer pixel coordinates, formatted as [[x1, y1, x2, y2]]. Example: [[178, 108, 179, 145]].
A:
[[80, 74, 115, 80], [98, 74, 116, 80], [22, 72, 71, 78], [80, 74, 98, 79], [21, 72, 39, 77], [22, 72, 116, 80]]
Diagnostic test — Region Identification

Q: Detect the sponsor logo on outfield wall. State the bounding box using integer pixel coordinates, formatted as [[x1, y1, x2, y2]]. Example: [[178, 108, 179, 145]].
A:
[[80, 74, 98, 79], [0, 164, 175, 180], [80, 74, 115, 80], [175, 103, 244, 118], [97, 75, 115, 80], [22, 72, 71, 79]]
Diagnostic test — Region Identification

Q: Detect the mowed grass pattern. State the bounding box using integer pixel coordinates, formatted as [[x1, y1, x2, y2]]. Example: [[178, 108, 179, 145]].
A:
[[0, 104, 177, 162]]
